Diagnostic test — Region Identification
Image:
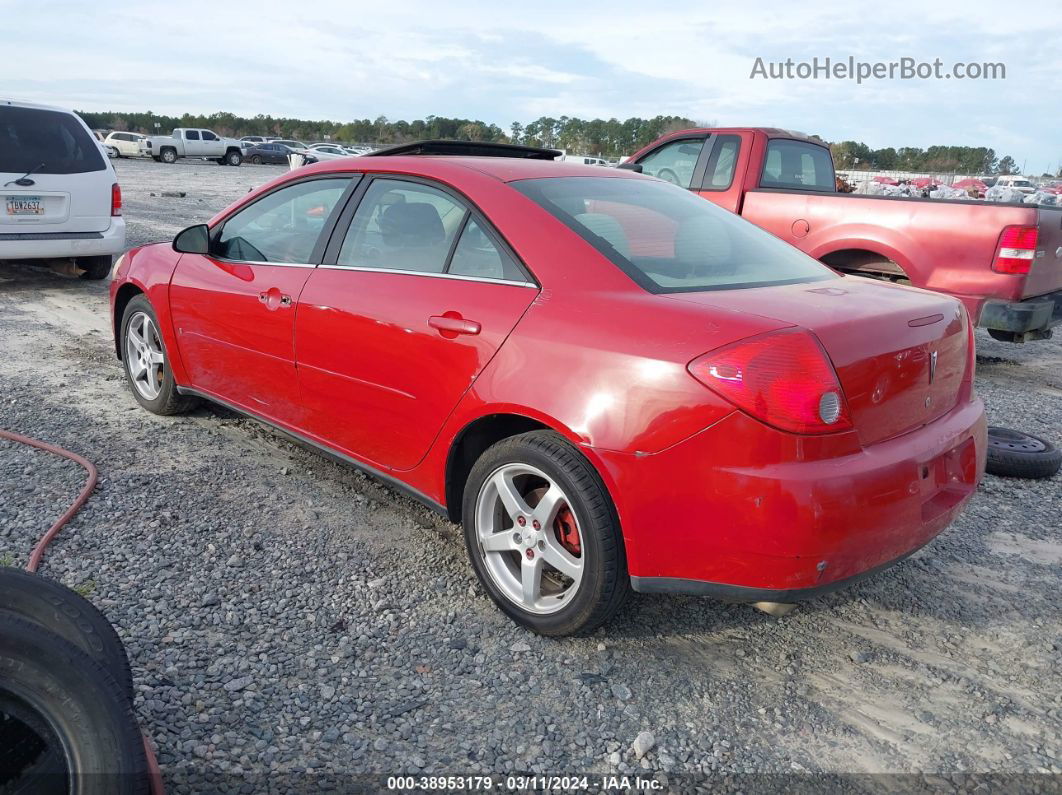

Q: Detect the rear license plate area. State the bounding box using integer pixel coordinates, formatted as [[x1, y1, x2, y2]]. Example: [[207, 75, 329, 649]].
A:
[[5, 196, 44, 216]]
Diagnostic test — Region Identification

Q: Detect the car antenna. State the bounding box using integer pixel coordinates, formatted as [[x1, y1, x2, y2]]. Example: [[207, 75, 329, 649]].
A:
[[4, 162, 46, 187]]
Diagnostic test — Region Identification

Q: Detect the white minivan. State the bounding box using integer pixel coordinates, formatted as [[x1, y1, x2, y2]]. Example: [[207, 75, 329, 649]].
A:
[[1, 99, 126, 279]]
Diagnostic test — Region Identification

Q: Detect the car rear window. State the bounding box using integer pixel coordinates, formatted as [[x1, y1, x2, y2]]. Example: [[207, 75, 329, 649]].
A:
[[760, 139, 835, 192], [0, 106, 106, 175], [512, 176, 836, 293]]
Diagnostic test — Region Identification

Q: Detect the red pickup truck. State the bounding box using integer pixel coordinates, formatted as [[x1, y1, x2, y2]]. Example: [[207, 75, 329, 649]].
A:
[[624, 128, 1062, 342]]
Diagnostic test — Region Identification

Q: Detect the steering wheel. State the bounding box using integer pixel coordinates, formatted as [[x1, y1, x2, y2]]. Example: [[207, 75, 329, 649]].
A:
[[656, 168, 682, 186]]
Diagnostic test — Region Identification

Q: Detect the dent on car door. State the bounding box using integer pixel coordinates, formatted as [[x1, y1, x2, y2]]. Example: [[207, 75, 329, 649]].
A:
[[295, 177, 539, 471], [168, 176, 356, 426]]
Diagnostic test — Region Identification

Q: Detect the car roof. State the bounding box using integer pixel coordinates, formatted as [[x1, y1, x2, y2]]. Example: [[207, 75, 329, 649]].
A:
[[295, 155, 645, 183], [1, 97, 78, 114]]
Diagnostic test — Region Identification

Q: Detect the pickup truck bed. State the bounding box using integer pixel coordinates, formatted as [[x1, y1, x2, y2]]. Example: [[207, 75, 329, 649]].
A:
[[626, 128, 1062, 342]]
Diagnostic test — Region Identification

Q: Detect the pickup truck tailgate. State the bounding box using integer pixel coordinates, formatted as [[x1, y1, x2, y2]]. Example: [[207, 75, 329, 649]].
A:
[[1026, 207, 1062, 298]]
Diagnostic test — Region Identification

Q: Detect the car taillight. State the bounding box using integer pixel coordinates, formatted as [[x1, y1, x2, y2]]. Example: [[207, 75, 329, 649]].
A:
[[992, 225, 1038, 274], [688, 329, 852, 434], [111, 183, 122, 216]]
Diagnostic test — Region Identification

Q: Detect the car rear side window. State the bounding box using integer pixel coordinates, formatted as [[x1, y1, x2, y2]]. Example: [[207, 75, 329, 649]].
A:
[[0, 106, 105, 175], [185, 130, 200, 140], [448, 219, 524, 281], [337, 179, 466, 274], [215, 178, 351, 264], [760, 139, 835, 192], [512, 176, 836, 293]]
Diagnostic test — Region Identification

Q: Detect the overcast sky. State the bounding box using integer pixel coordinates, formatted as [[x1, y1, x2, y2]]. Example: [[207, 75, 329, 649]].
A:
[[5, 0, 1059, 172]]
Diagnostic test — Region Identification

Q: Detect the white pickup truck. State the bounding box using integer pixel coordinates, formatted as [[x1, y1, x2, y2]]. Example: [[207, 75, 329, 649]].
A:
[[139, 128, 245, 166]]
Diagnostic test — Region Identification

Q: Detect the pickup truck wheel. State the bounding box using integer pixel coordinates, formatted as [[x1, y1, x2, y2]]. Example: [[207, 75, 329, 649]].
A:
[[76, 255, 112, 280], [462, 431, 629, 636], [160, 148, 178, 164], [225, 150, 243, 166], [985, 427, 1061, 479]]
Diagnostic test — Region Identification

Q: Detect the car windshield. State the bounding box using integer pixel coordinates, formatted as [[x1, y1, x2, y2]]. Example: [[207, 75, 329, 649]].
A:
[[0, 106, 106, 175], [512, 176, 837, 293]]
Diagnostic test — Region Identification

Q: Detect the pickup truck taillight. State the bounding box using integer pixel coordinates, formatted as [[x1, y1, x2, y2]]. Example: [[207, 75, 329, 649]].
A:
[[111, 183, 122, 216], [688, 329, 853, 434], [992, 225, 1038, 274]]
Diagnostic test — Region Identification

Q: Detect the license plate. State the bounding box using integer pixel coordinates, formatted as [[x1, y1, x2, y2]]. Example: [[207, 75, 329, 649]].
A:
[[5, 196, 44, 216]]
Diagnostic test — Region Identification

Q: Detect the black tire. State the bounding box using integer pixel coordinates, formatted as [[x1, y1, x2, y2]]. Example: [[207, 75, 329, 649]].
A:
[[462, 431, 629, 636], [985, 426, 1061, 479], [225, 149, 242, 166], [214, 157, 227, 166], [250, 155, 262, 165], [151, 156, 161, 163], [0, 615, 148, 794], [159, 148, 177, 164], [0, 568, 133, 701], [120, 295, 198, 415], [76, 255, 112, 280]]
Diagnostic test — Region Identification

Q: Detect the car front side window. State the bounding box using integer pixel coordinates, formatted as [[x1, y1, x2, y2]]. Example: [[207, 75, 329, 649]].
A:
[[636, 138, 705, 188], [215, 178, 351, 264]]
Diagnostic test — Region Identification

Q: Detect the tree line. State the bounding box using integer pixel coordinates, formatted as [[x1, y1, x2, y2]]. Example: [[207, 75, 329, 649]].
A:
[[76, 109, 1044, 174]]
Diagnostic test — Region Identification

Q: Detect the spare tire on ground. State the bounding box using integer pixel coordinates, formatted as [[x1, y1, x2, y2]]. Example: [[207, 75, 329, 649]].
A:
[[0, 615, 148, 794], [0, 568, 133, 700], [985, 426, 1062, 480]]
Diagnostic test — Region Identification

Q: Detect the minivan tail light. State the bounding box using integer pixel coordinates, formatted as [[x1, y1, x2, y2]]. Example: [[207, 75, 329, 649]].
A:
[[111, 183, 122, 217], [688, 330, 853, 435], [992, 225, 1037, 274]]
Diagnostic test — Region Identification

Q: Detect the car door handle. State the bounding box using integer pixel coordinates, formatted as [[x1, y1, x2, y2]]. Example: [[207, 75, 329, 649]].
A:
[[258, 289, 292, 309], [428, 315, 481, 337]]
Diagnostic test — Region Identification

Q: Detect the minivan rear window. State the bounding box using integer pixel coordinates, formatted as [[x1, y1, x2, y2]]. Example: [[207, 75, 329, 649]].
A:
[[0, 106, 106, 175], [513, 176, 836, 293]]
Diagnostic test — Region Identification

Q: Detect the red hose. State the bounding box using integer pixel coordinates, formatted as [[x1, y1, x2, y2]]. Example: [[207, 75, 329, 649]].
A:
[[0, 428, 164, 794], [0, 428, 99, 573]]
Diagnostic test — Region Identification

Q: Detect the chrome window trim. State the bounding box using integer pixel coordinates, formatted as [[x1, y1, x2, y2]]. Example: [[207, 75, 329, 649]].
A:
[[212, 257, 316, 269], [317, 263, 537, 288]]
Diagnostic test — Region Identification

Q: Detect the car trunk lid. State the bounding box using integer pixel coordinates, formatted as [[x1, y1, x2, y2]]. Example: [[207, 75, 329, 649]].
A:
[[667, 277, 969, 446]]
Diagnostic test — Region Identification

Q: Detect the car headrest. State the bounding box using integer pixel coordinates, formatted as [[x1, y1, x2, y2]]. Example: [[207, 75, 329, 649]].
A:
[[380, 202, 445, 247], [575, 212, 631, 260], [674, 215, 734, 274]]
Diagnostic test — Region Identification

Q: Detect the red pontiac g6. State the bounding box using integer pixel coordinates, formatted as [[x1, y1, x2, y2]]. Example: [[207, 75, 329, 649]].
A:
[[110, 142, 986, 636]]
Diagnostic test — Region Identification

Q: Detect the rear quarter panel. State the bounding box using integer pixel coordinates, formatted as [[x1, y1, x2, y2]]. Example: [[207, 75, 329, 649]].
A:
[[740, 190, 1046, 318]]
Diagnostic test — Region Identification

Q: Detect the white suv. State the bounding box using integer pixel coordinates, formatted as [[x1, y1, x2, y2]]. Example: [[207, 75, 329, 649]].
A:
[[104, 131, 146, 158], [1, 100, 125, 279]]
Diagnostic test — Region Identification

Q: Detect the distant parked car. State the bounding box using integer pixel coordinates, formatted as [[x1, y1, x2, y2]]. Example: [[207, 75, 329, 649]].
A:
[[272, 139, 309, 152], [559, 155, 609, 166], [139, 128, 245, 165], [994, 175, 1036, 195], [240, 135, 268, 145], [306, 144, 350, 161], [92, 130, 118, 158], [104, 131, 146, 158], [1, 99, 125, 279], [245, 143, 318, 166]]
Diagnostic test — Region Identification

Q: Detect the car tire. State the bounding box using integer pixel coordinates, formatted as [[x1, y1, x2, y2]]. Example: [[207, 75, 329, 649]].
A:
[[251, 155, 262, 165], [462, 431, 629, 636], [76, 255, 112, 280], [106, 146, 118, 159], [151, 156, 160, 162], [160, 148, 177, 164], [120, 295, 198, 416], [226, 150, 242, 166], [985, 426, 1061, 479], [214, 157, 227, 166], [0, 615, 148, 795], [0, 568, 133, 700]]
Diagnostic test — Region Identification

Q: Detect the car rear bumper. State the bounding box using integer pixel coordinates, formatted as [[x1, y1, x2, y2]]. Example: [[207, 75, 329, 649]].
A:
[[0, 218, 126, 260], [595, 396, 986, 598], [979, 290, 1062, 335]]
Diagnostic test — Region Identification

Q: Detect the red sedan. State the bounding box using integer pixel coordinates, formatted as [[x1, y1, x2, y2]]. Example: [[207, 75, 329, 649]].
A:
[[110, 142, 986, 635]]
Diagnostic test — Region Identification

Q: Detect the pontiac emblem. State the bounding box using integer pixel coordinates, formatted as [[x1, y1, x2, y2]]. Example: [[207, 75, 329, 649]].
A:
[[929, 350, 938, 384]]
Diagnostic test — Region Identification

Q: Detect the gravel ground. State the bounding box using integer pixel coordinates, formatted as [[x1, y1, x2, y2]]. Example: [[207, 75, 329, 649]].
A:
[[1, 158, 1060, 790]]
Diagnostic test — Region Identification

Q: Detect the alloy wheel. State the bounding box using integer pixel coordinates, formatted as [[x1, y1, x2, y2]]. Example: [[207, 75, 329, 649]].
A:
[[125, 312, 165, 400], [474, 463, 584, 615]]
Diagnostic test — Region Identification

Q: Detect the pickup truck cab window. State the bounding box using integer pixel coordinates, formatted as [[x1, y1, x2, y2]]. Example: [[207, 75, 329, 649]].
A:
[[636, 138, 706, 188], [202, 131, 218, 141], [760, 139, 835, 192], [185, 130, 200, 140], [702, 135, 741, 190], [215, 178, 351, 264]]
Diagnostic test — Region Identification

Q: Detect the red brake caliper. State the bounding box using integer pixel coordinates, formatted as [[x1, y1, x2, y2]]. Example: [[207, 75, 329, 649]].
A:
[[555, 507, 581, 557]]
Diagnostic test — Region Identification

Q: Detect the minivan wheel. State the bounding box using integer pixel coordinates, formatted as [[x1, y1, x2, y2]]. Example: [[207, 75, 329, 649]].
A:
[[76, 255, 112, 280], [0, 615, 148, 795], [160, 148, 177, 164], [120, 296, 198, 415], [462, 431, 629, 636]]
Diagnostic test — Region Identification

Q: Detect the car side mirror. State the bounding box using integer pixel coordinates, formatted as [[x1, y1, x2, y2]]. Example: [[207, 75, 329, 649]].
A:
[[173, 224, 210, 255], [617, 162, 643, 172]]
